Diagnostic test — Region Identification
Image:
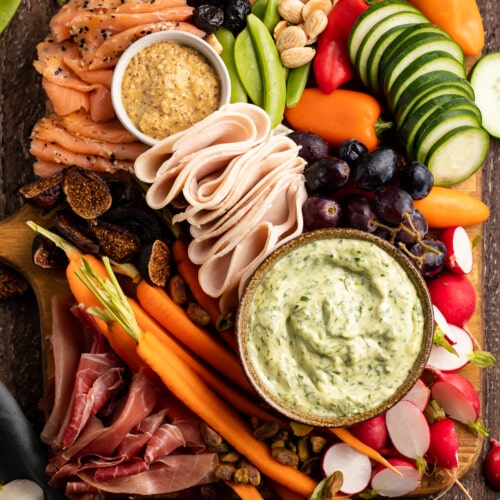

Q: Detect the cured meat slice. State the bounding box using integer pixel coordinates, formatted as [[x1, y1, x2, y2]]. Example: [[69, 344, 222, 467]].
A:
[[143, 423, 186, 464]]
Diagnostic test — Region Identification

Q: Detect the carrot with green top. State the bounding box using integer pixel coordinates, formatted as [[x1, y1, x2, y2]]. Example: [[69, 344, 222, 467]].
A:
[[77, 257, 318, 498], [136, 279, 255, 395]]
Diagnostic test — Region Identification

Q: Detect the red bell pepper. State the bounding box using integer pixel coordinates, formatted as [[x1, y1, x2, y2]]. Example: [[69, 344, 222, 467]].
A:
[[313, 0, 369, 94]]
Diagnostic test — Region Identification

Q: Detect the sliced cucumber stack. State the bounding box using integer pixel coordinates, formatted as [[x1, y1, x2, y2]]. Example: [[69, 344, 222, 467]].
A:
[[470, 52, 500, 139], [348, 0, 489, 186]]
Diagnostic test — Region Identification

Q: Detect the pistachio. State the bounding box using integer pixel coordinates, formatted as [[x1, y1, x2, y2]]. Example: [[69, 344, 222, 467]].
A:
[[309, 434, 328, 454], [278, 0, 305, 24], [168, 274, 188, 305], [297, 436, 310, 462], [234, 467, 249, 484], [280, 46, 316, 68], [303, 9, 328, 42], [220, 451, 241, 463], [214, 463, 236, 481], [186, 302, 210, 326], [200, 422, 223, 448], [276, 25, 307, 52], [302, 0, 333, 20], [253, 420, 280, 441], [271, 446, 300, 468]]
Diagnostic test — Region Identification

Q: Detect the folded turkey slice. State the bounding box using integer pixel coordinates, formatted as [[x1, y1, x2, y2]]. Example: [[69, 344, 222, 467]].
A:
[[134, 103, 271, 209]]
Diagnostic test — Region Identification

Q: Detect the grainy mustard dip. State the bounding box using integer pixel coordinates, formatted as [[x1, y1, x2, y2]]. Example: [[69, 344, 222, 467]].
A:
[[244, 237, 426, 419], [121, 41, 221, 140]]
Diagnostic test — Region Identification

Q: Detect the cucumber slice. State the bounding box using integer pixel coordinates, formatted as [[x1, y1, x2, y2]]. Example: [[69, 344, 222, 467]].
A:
[[348, 0, 424, 65], [414, 108, 483, 165], [365, 25, 408, 95], [394, 72, 474, 121], [388, 51, 466, 112], [0, 0, 22, 35], [354, 12, 427, 87], [382, 37, 466, 97], [425, 126, 490, 186], [400, 96, 480, 159], [469, 52, 500, 138], [396, 81, 476, 131]]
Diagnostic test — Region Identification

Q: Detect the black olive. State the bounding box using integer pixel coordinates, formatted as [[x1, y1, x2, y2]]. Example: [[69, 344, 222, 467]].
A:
[[193, 4, 224, 34], [223, 0, 251, 34]]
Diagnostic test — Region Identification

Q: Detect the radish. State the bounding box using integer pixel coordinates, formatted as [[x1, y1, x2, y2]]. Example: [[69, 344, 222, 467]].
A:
[[427, 323, 496, 372], [385, 400, 430, 473], [426, 417, 459, 469], [429, 368, 489, 435], [440, 225, 473, 275], [483, 438, 500, 491], [403, 378, 430, 411], [370, 458, 422, 497], [349, 414, 388, 452], [427, 271, 476, 328], [321, 442, 372, 495], [0, 480, 44, 500], [432, 304, 456, 347]]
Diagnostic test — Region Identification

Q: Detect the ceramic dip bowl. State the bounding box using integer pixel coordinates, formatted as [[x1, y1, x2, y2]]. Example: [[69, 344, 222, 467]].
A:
[[111, 31, 231, 146], [236, 228, 434, 428]]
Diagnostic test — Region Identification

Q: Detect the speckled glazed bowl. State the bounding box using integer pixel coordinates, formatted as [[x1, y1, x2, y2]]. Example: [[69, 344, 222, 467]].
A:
[[111, 30, 231, 146], [236, 228, 434, 428]]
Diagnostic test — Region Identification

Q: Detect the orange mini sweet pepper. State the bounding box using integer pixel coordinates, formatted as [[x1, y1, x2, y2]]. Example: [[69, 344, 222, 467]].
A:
[[284, 88, 391, 151], [408, 0, 484, 56]]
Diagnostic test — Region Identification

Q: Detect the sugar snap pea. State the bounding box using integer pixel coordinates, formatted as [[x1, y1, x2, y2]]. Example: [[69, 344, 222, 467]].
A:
[[262, 0, 281, 32], [0, 0, 22, 35], [215, 27, 248, 104], [246, 13, 287, 128], [286, 61, 312, 108], [234, 26, 264, 107]]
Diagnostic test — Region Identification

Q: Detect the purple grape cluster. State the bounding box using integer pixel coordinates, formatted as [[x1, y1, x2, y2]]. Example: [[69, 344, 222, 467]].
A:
[[289, 133, 445, 277]]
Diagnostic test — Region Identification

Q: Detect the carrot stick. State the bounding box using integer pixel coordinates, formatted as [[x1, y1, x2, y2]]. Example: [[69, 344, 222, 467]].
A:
[[225, 482, 265, 500], [329, 427, 402, 476], [172, 239, 221, 325], [78, 256, 318, 497], [135, 329, 317, 497], [136, 280, 255, 395], [129, 298, 284, 425]]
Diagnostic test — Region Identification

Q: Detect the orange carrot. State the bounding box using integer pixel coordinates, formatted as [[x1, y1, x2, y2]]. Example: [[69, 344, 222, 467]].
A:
[[129, 298, 283, 424], [135, 328, 317, 497], [225, 482, 265, 500], [414, 186, 490, 228], [329, 427, 401, 476], [136, 280, 255, 395], [172, 239, 221, 325]]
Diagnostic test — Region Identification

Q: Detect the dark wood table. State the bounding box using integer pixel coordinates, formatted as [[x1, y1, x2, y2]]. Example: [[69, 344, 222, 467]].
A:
[[1, 0, 498, 497]]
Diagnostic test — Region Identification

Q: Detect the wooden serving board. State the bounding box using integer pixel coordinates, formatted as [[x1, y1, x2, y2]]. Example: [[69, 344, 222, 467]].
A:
[[0, 175, 486, 497]]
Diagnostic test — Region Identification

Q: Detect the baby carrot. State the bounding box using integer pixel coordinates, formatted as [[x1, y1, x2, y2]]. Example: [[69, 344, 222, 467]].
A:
[[136, 280, 255, 395], [225, 482, 265, 500], [78, 257, 318, 498]]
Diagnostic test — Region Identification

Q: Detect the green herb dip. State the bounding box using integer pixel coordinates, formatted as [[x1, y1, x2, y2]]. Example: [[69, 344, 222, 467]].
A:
[[245, 237, 426, 419]]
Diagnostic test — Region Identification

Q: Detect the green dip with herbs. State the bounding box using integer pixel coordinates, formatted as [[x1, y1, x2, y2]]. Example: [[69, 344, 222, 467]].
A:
[[244, 236, 425, 419]]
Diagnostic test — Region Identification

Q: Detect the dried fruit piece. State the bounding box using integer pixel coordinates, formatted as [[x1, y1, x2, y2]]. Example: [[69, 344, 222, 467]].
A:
[[62, 166, 112, 219], [18, 172, 63, 209], [31, 233, 69, 270], [0, 265, 28, 299], [88, 219, 141, 262], [54, 211, 100, 255], [139, 239, 171, 286]]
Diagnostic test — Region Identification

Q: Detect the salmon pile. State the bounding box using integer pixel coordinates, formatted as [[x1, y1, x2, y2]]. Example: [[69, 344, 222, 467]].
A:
[[134, 103, 308, 312], [30, 0, 205, 177]]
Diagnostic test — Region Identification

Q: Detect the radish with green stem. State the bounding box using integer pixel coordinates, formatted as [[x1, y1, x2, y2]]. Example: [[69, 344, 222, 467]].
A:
[[349, 414, 388, 452], [385, 400, 430, 473], [370, 458, 422, 498], [427, 323, 496, 372], [440, 225, 473, 275], [321, 442, 372, 495], [429, 367, 489, 436], [426, 417, 459, 469], [403, 378, 430, 412]]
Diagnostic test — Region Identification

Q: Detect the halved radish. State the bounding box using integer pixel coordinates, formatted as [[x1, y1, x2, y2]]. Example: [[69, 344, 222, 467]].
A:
[[321, 442, 372, 495], [385, 400, 430, 472], [427, 272, 476, 327], [403, 378, 430, 411], [433, 304, 456, 346], [440, 225, 473, 274], [427, 323, 496, 372], [370, 458, 422, 497], [426, 417, 459, 469], [429, 368, 488, 435], [349, 414, 388, 452]]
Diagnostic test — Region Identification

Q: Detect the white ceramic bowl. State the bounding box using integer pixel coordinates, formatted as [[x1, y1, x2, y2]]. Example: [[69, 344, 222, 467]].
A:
[[111, 31, 231, 146]]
